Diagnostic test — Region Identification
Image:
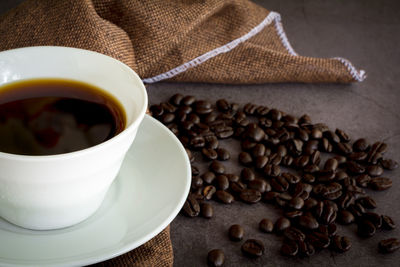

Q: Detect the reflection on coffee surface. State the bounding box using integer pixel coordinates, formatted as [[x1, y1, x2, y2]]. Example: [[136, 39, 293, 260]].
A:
[[0, 79, 126, 155]]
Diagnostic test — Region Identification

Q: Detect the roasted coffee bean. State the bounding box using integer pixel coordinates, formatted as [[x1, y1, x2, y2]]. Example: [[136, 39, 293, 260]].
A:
[[203, 185, 217, 200], [356, 174, 371, 188], [298, 215, 319, 230], [358, 196, 377, 209], [288, 139, 303, 156], [161, 113, 175, 124], [241, 167, 255, 182], [190, 136, 205, 149], [348, 151, 368, 162], [284, 227, 305, 241], [336, 142, 353, 155], [367, 165, 384, 177], [245, 126, 265, 142], [280, 240, 298, 257], [378, 238, 400, 253], [255, 156, 269, 169], [240, 189, 262, 204], [149, 104, 164, 117], [182, 194, 200, 217], [251, 144, 266, 158], [275, 217, 291, 232], [299, 114, 312, 124], [298, 240, 315, 257], [216, 99, 229, 112], [202, 172, 216, 184], [191, 165, 200, 176], [332, 235, 351, 252], [321, 138, 333, 152], [334, 155, 347, 165], [194, 100, 212, 114], [215, 190, 234, 204], [226, 173, 240, 183], [285, 210, 303, 219], [210, 161, 225, 174], [216, 175, 229, 191], [243, 103, 257, 115], [357, 220, 376, 237], [241, 139, 256, 150], [281, 172, 301, 184], [207, 249, 225, 267], [324, 158, 338, 171], [370, 177, 392, 191], [228, 224, 244, 241], [161, 102, 177, 113], [201, 203, 213, 219], [230, 181, 246, 194], [304, 198, 318, 210], [269, 153, 282, 165], [268, 109, 282, 121], [325, 130, 340, 144], [186, 113, 200, 124], [216, 148, 230, 161], [288, 197, 304, 210], [275, 145, 287, 157], [317, 223, 337, 237], [303, 174, 316, 183], [238, 152, 253, 166], [202, 148, 218, 161], [191, 176, 203, 189], [181, 95, 196, 106], [380, 159, 399, 170], [263, 191, 280, 202], [318, 170, 336, 183], [367, 142, 386, 164], [382, 215, 396, 230], [309, 150, 321, 166], [363, 212, 382, 229], [185, 148, 194, 163], [259, 218, 274, 233], [248, 179, 268, 193], [338, 210, 355, 225], [203, 112, 218, 124], [270, 176, 289, 192], [311, 128, 323, 139], [353, 138, 369, 152], [215, 126, 234, 139], [347, 161, 365, 174], [281, 155, 294, 167], [241, 239, 265, 258], [206, 136, 219, 150], [297, 128, 309, 142], [294, 155, 309, 168], [256, 105, 269, 116], [304, 140, 319, 155], [307, 232, 330, 249], [335, 129, 350, 142]]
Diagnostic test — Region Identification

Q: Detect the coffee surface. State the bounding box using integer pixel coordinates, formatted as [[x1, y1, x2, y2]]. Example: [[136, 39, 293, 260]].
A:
[[0, 79, 125, 155]]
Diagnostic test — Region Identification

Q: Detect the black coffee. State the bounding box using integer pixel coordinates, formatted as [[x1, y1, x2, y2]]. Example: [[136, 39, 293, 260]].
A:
[[0, 79, 126, 155]]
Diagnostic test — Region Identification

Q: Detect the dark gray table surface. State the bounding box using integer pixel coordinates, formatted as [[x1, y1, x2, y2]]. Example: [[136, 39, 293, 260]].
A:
[[1, 1, 399, 266]]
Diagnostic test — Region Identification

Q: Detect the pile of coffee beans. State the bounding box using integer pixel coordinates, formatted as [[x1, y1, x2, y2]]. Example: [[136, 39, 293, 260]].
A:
[[150, 94, 399, 265]]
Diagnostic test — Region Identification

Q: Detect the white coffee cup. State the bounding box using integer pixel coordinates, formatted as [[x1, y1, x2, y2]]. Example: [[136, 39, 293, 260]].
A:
[[0, 46, 147, 230]]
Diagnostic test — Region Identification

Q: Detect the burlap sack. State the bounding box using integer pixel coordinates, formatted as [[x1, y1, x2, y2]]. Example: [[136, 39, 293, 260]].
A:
[[0, 0, 365, 85], [0, 0, 365, 266]]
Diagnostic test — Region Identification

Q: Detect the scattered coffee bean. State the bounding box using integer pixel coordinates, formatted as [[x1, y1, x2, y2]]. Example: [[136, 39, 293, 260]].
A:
[[378, 238, 400, 253], [216, 148, 230, 161], [215, 190, 234, 204], [228, 224, 244, 241], [281, 240, 298, 257], [210, 161, 225, 174], [275, 217, 291, 232], [357, 220, 376, 237], [380, 159, 399, 170], [382, 215, 396, 230], [201, 203, 213, 219], [182, 194, 200, 217], [332, 235, 352, 252], [207, 249, 225, 267], [370, 177, 392, 191], [367, 165, 384, 177], [353, 138, 369, 152], [241, 239, 265, 258], [338, 210, 355, 225], [259, 218, 274, 233]]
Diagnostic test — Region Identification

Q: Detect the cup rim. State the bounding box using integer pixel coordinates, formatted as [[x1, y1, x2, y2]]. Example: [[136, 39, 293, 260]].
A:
[[0, 46, 148, 161]]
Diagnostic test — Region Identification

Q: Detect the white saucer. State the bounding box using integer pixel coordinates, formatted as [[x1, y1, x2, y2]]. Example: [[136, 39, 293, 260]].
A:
[[0, 115, 191, 267]]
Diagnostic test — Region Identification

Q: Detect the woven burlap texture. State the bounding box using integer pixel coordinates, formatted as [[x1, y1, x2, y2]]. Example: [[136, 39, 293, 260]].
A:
[[0, 0, 364, 84]]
